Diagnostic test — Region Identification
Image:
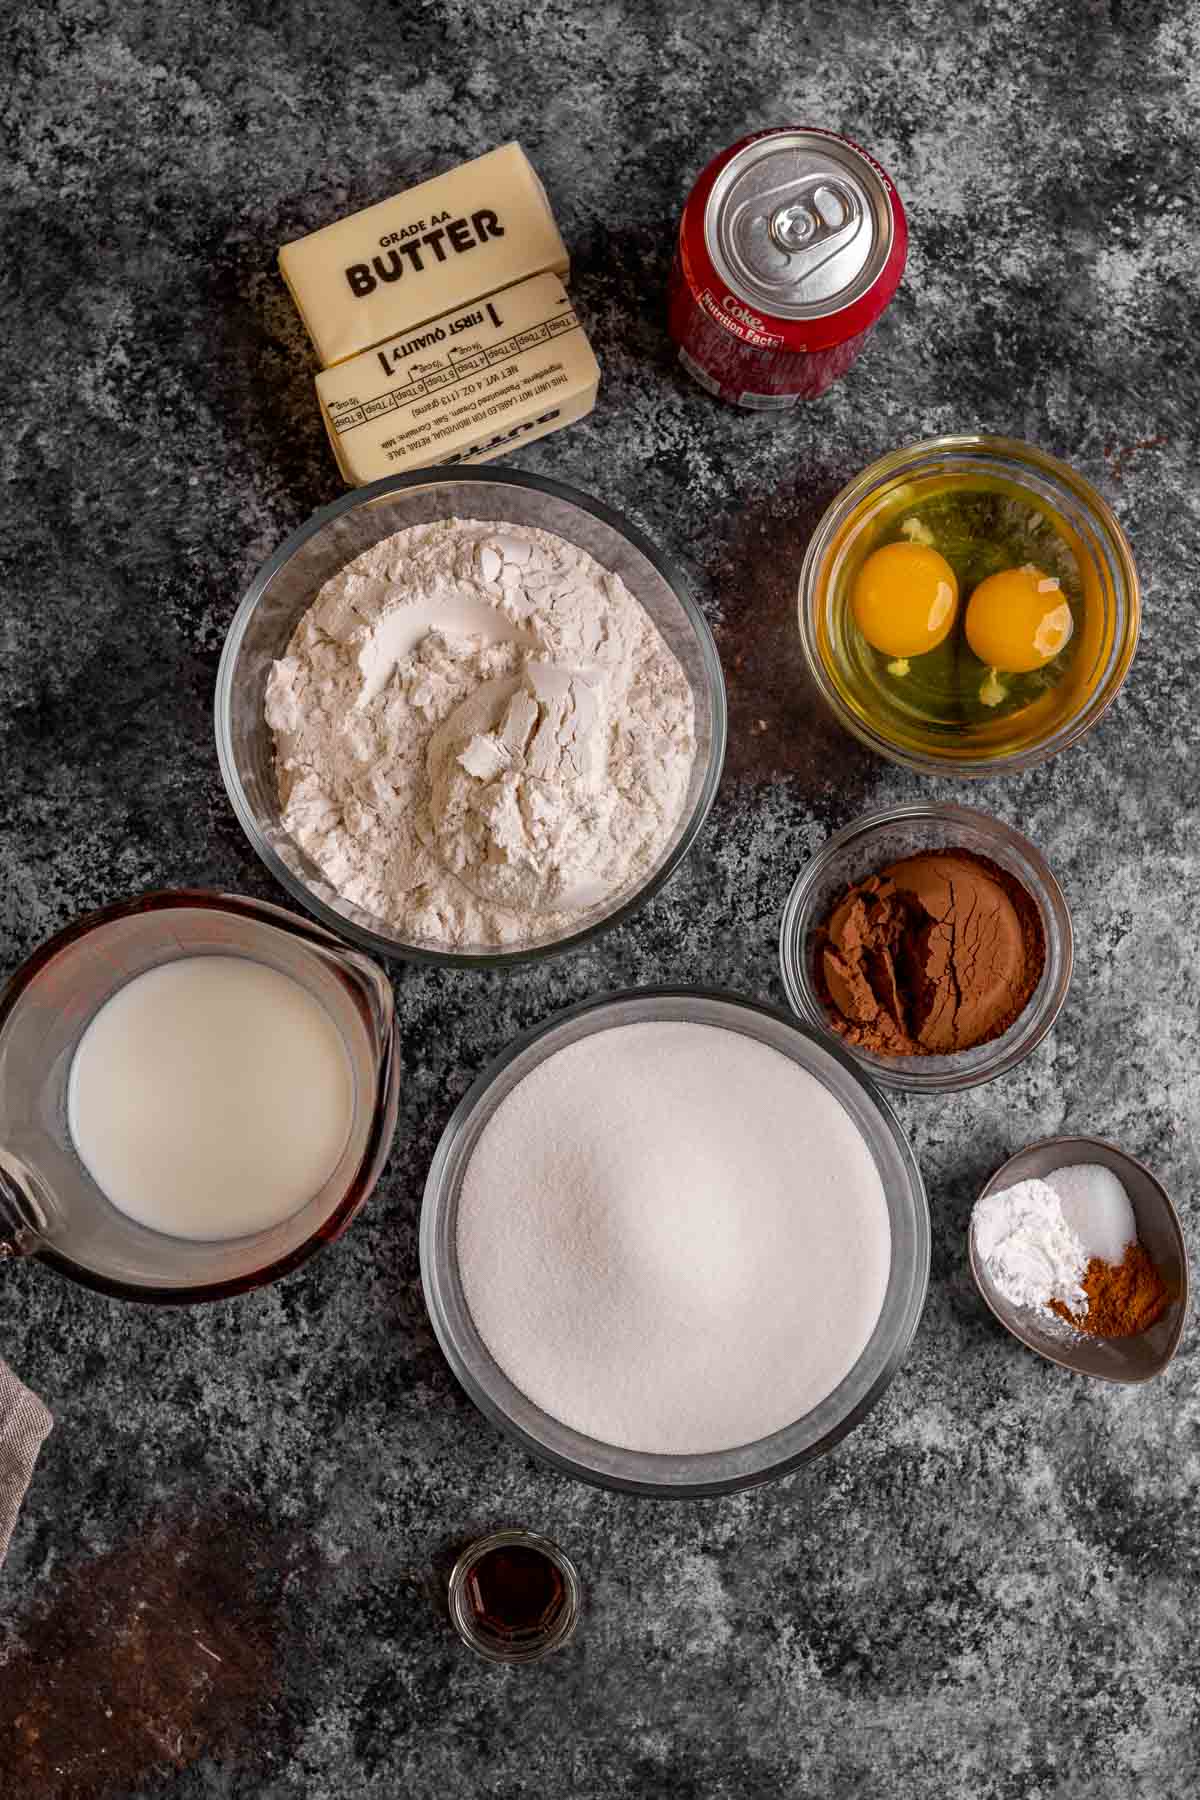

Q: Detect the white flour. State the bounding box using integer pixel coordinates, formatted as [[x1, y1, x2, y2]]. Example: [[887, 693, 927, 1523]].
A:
[[265, 520, 696, 947]]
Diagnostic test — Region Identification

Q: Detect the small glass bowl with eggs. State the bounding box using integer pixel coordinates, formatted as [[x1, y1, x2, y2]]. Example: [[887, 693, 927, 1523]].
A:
[[798, 435, 1140, 775]]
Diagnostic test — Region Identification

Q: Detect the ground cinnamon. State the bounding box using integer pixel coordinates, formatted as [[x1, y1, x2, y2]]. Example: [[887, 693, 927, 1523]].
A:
[[1050, 1241, 1170, 1337]]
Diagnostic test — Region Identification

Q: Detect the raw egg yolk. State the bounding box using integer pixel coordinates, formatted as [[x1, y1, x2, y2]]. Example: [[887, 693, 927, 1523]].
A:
[[965, 566, 1074, 673], [850, 542, 959, 659]]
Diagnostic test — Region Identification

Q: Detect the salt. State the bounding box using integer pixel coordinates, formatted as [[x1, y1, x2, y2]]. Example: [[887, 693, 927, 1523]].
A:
[[1046, 1163, 1136, 1266], [455, 1021, 892, 1456]]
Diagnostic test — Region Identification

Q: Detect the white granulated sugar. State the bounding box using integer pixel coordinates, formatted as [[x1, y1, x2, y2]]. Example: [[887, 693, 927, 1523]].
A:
[[455, 1022, 892, 1455], [1046, 1163, 1136, 1267], [972, 1177, 1089, 1317], [264, 519, 696, 947]]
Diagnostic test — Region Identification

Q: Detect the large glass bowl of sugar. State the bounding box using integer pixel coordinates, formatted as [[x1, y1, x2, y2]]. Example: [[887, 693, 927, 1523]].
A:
[[216, 468, 726, 966], [421, 990, 929, 1497]]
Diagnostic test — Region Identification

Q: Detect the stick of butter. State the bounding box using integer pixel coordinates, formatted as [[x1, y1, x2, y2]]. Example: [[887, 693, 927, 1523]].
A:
[[279, 143, 569, 367], [316, 273, 600, 483]]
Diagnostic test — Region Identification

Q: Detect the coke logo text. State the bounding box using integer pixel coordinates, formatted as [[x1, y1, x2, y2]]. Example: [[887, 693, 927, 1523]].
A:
[[722, 295, 767, 330]]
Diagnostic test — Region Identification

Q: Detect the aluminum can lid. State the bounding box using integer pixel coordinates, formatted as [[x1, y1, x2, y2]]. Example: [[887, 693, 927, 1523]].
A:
[[705, 130, 896, 321]]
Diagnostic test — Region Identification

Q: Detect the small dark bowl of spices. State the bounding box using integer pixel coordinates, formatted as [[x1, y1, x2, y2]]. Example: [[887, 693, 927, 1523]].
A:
[[448, 1529, 580, 1665], [969, 1136, 1189, 1383]]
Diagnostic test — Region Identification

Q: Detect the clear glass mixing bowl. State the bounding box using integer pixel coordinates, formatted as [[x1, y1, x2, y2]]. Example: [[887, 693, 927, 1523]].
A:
[[798, 434, 1140, 776], [216, 470, 727, 966], [420, 989, 930, 1497]]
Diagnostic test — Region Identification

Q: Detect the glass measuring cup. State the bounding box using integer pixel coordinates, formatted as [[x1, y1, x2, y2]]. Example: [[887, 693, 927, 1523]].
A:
[[0, 891, 400, 1303]]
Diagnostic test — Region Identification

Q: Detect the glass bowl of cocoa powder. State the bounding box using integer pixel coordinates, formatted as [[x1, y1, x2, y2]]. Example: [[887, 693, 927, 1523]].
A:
[[779, 801, 1073, 1093]]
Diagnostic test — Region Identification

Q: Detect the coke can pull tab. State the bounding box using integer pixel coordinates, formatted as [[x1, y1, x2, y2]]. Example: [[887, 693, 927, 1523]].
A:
[[739, 177, 863, 288]]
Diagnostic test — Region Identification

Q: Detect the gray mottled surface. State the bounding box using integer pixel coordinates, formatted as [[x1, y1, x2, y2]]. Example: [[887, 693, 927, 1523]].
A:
[[2, 1, 1198, 1794]]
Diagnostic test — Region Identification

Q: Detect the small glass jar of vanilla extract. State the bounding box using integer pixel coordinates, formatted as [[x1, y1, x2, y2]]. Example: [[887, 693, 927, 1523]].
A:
[[448, 1529, 580, 1665]]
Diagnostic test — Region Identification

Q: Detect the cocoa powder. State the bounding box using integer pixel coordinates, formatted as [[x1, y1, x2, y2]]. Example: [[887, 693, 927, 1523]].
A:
[[818, 847, 1045, 1057]]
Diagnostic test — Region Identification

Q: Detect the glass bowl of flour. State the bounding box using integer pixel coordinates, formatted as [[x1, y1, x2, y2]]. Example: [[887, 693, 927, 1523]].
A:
[[421, 990, 930, 1496], [216, 471, 726, 964]]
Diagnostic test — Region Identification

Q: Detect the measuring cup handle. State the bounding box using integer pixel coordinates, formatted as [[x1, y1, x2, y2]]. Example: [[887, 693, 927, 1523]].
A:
[[0, 1152, 50, 1259]]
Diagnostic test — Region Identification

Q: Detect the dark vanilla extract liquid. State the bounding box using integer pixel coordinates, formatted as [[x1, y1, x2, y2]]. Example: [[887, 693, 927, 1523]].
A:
[[465, 1544, 566, 1641]]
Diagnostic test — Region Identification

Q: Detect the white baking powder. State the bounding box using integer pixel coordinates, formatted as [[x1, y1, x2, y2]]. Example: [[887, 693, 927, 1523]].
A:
[[972, 1177, 1089, 1316], [973, 1166, 1138, 1321], [265, 519, 696, 948], [455, 1022, 892, 1455]]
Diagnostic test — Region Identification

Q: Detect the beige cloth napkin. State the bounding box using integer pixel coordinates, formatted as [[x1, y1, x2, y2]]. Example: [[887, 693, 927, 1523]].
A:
[[0, 1358, 52, 1566]]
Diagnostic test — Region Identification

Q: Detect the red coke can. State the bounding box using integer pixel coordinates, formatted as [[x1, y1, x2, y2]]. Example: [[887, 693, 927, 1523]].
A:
[[668, 127, 908, 409]]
